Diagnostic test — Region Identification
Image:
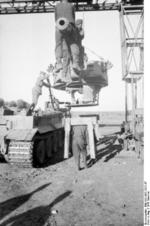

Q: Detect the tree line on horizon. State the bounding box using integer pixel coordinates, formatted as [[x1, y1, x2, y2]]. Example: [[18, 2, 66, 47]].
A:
[[0, 98, 30, 111]]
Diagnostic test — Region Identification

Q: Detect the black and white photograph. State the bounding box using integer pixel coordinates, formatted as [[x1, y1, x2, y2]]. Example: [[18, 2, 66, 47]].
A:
[[0, 0, 146, 225]]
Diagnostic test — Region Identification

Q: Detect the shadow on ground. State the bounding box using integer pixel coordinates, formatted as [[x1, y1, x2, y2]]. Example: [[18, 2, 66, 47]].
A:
[[95, 134, 123, 163], [1, 190, 72, 226], [0, 183, 51, 221]]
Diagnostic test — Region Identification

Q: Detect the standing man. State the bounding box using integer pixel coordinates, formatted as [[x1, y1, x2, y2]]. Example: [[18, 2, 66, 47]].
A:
[[55, 0, 81, 74], [72, 125, 88, 170]]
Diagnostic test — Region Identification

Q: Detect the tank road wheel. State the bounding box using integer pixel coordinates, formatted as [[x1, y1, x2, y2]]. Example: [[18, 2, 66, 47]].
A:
[[35, 140, 46, 165]]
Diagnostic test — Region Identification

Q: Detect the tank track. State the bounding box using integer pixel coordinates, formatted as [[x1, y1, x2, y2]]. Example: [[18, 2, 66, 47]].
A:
[[7, 141, 33, 167]]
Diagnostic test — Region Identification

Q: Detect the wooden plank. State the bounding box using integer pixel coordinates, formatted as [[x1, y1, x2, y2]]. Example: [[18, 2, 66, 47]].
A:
[[94, 123, 102, 141], [64, 118, 71, 159], [87, 122, 96, 159]]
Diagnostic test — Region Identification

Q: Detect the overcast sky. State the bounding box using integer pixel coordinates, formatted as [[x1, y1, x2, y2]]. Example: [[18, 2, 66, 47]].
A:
[[0, 7, 143, 111]]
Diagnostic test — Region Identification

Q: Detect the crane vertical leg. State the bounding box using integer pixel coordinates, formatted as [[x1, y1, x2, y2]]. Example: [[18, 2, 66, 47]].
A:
[[64, 118, 71, 159], [125, 81, 128, 123], [87, 122, 96, 159]]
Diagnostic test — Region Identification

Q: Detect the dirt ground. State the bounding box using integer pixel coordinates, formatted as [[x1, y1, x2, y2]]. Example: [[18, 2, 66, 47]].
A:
[[0, 131, 143, 226]]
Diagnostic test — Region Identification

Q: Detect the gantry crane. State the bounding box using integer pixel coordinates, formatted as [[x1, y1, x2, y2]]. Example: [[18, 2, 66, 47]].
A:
[[0, 0, 144, 117], [0, 0, 144, 158]]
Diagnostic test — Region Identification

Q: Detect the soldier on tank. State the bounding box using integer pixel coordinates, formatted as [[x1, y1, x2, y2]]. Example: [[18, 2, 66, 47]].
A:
[[30, 72, 50, 111], [55, 0, 81, 76], [27, 67, 54, 116], [75, 19, 85, 69], [31, 64, 54, 112]]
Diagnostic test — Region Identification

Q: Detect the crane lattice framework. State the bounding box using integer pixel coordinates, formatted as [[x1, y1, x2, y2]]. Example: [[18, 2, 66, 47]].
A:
[[119, 2, 144, 133], [0, 0, 120, 14], [0, 0, 144, 133], [0, 0, 143, 14]]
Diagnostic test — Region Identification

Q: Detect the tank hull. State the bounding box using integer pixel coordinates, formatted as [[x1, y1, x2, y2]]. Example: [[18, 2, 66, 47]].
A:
[[0, 112, 64, 167]]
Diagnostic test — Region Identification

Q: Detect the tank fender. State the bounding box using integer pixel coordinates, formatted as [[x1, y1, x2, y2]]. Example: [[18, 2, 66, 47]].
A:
[[5, 128, 38, 141]]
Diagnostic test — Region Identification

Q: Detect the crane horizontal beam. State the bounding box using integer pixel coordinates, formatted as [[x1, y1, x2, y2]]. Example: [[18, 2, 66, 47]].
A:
[[0, 0, 143, 15]]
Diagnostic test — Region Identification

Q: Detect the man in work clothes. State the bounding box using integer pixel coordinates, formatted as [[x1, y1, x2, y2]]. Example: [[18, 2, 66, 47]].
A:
[[28, 71, 51, 113], [55, 0, 81, 74], [75, 19, 85, 69], [72, 125, 88, 170]]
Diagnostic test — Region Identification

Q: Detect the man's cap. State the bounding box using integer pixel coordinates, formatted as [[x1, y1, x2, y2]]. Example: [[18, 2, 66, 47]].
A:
[[75, 19, 83, 25]]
